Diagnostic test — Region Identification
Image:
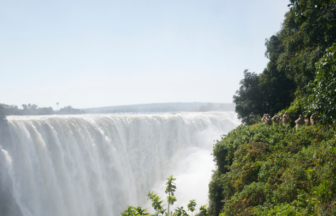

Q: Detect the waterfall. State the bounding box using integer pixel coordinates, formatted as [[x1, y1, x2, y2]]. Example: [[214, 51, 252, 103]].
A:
[[0, 112, 239, 216]]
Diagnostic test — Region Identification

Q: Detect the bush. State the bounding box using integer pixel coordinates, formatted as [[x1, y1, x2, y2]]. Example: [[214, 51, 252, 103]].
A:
[[209, 123, 336, 215]]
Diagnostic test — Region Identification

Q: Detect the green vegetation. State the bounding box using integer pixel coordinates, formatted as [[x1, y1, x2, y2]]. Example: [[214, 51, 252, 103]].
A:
[[234, 0, 336, 125], [121, 206, 150, 216], [208, 124, 336, 215], [187, 200, 196, 215], [199, 205, 208, 216], [166, 176, 177, 215], [122, 176, 208, 216], [147, 191, 166, 215], [306, 43, 336, 126], [209, 1, 336, 214], [174, 207, 188, 216]]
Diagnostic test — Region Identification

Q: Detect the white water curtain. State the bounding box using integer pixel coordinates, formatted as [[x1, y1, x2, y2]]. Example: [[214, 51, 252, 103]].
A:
[[0, 112, 239, 216]]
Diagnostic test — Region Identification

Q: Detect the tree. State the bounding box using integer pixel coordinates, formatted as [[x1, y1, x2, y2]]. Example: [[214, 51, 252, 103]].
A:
[[187, 200, 196, 216], [174, 207, 188, 216], [306, 43, 336, 126], [233, 70, 266, 125], [135, 206, 150, 216], [233, 35, 297, 125], [277, 0, 336, 86], [147, 191, 166, 215], [31, 104, 38, 110], [165, 175, 177, 215], [122, 176, 206, 216], [121, 206, 137, 216], [288, 0, 336, 28], [199, 205, 208, 216], [260, 35, 296, 114], [121, 206, 149, 216], [233, 70, 263, 125]]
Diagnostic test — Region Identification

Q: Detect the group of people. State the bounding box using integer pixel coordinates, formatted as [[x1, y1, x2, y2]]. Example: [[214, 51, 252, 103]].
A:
[[261, 112, 317, 130], [261, 112, 290, 126]]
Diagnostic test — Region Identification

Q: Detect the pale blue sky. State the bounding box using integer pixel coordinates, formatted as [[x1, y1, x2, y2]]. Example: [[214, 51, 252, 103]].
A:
[[1, 0, 289, 109]]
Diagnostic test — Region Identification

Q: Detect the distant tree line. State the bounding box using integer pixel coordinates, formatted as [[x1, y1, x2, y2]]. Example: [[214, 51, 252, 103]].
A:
[[234, 0, 336, 126], [58, 106, 84, 115], [0, 103, 84, 118]]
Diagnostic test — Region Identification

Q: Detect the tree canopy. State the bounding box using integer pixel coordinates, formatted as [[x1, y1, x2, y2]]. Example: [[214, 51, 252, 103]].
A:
[[307, 43, 336, 126], [234, 0, 336, 125]]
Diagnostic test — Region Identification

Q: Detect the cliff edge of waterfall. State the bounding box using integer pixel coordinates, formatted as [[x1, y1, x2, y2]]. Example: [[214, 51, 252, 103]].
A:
[[0, 112, 239, 216]]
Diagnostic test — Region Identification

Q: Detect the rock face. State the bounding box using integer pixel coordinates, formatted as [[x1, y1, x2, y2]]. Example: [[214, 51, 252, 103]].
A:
[[0, 119, 23, 216]]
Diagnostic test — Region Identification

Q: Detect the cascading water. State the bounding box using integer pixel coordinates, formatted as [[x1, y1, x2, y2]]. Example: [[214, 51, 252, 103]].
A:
[[0, 112, 239, 216]]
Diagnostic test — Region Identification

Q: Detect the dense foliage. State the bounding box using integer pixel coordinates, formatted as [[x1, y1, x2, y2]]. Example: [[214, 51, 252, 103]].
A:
[[234, 0, 336, 125], [208, 124, 336, 215], [210, 1, 336, 213], [233, 35, 296, 125], [307, 44, 336, 126], [279, 0, 336, 85]]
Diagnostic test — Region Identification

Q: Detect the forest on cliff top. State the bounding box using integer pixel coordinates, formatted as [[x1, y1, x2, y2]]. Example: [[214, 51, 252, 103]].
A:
[[208, 0, 336, 215], [233, 0, 336, 127]]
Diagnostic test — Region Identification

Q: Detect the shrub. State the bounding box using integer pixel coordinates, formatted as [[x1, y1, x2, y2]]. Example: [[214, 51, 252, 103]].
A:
[[209, 123, 336, 215]]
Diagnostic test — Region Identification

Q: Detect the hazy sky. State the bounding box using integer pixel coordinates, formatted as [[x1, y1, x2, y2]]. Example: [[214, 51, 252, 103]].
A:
[[1, 0, 289, 109]]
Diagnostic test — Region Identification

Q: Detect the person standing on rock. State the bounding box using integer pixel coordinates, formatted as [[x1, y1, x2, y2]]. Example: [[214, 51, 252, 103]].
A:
[[304, 114, 310, 126], [295, 114, 304, 130]]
